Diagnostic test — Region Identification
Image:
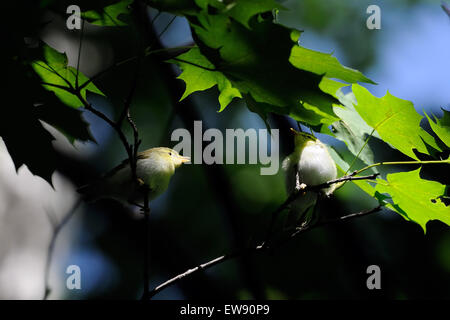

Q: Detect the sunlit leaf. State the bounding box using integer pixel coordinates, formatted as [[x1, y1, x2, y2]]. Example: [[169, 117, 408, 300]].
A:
[[290, 46, 375, 84], [327, 146, 376, 196], [32, 45, 104, 109], [352, 84, 441, 160], [425, 108, 450, 148], [224, 0, 282, 28], [332, 90, 380, 168], [375, 168, 450, 232]]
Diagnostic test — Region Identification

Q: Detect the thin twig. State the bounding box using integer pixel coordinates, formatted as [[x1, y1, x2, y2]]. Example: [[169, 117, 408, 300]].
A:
[[262, 173, 379, 247], [73, 89, 134, 162], [149, 15, 177, 49], [308, 173, 379, 191], [77, 45, 194, 92], [151, 11, 162, 26], [34, 62, 75, 90], [75, 19, 85, 90], [78, 56, 137, 91], [344, 127, 376, 175], [147, 205, 382, 299], [116, 45, 142, 179], [147, 174, 379, 299], [40, 82, 74, 91], [40, 10, 154, 301], [442, 2, 450, 18], [355, 160, 450, 176], [284, 205, 382, 243], [43, 198, 83, 299], [170, 57, 218, 71]]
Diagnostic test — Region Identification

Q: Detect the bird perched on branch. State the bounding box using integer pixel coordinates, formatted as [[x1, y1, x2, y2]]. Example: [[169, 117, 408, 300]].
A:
[[282, 128, 337, 226], [78, 147, 190, 205]]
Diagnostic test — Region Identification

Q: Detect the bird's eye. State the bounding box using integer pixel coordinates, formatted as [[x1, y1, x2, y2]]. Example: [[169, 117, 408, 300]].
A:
[[169, 152, 172, 156]]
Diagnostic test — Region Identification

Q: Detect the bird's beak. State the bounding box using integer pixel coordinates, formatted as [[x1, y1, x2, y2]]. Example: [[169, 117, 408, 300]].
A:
[[290, 128, 301, 135], [179, 156, 191, 163], [290, 128, 317, 142]]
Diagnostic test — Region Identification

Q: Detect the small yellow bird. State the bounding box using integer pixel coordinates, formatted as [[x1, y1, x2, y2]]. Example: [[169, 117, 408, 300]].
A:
[[78, 147, 190, 204], [282, 129, 337, 225]]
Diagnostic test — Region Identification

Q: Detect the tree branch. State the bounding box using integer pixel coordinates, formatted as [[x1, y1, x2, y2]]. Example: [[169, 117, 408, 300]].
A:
[[262, 173, 379, 247], [61, 15, 148, 297], [76, 46, 193, 92], [284, 205, 382, 243], [117, 53, 142, 179], [147, 173, 380, 298], [148, 205, 382, 299]]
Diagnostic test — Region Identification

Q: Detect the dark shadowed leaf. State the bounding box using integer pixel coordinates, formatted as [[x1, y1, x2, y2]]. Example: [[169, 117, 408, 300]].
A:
[[82, 0, 133, 26]]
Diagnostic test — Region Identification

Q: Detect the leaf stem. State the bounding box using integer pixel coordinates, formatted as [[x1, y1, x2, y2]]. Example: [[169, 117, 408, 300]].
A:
[[344, 127, 376, 175], [355, 159, 450, 176]]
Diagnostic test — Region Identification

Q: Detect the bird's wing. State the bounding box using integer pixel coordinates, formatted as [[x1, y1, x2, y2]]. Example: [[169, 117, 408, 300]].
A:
[[103, 154, 148, 179], [282, 156, 299, 194]]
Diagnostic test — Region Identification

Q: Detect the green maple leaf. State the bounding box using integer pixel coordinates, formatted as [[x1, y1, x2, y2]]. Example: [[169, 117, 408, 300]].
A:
[[170, 48, 241, 111], [352, 84, 441, 160], [327, 146, 377, 198], [3, 45, 94, 184], [32, 44, 104, 109], [224, 0, 283, 28], [425, 108, 450, 148], [331, 90, 380, 168], [160, 1, 374, 126], [289, 46, 375, 84], [375, 169, 450, 232], [82, 0, 132, 26], [188, 13, 341, 125]]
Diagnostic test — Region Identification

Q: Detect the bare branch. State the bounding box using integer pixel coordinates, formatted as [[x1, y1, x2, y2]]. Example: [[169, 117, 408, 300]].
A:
[[261, 173, 379, 247], [147, 173, 380, 299], [43, 199, 83, 299], [285, 205, 382, 243], [73, 89, 134, 162], [148, 205, 382, 299]]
